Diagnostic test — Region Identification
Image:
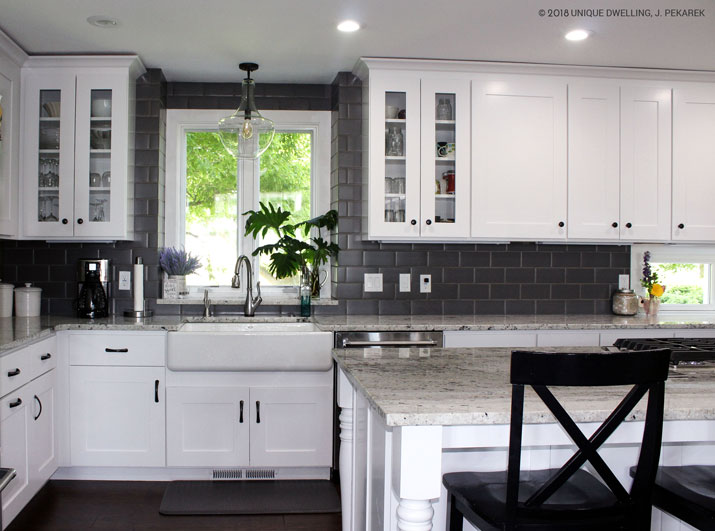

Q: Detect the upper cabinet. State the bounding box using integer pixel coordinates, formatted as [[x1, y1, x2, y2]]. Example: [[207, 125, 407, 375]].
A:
[[21, 56, 144, 240], [672, 85, 715, 241], [362, 66, 471, 240], [567, 82, 671, 241], [471, 76, 567, 240], [356, 58, 715, 244], [0, 30, 26, 238]]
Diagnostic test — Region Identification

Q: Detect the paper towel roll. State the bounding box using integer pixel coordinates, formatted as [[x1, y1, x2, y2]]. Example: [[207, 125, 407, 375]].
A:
[[133, 258, 144, 312]]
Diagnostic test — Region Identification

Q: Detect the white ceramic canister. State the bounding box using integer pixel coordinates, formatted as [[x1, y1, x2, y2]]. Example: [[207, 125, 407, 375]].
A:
[[0, 279, 13, 317], [14, 283, 42, 317]]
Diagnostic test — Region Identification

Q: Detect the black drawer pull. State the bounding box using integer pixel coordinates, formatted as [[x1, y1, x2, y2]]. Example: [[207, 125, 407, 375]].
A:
[[9, 398, 22, 408], [239, 400, 244, 423], [256, 401, 261, 424], [154, 380, 159, 403], [40, 353, 52, 361], [105, 348, 129, 353], [34, 395, 43, 420], [7, 368, 20, 377]]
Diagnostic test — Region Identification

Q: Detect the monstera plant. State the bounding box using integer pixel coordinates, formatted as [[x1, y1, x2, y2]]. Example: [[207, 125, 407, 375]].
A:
[[243, 202, 339, 297]]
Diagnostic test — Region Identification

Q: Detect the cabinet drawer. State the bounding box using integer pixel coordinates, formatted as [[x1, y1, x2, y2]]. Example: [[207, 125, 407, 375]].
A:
[[69, 332, 166, 366], [0, 336, 56, 398]]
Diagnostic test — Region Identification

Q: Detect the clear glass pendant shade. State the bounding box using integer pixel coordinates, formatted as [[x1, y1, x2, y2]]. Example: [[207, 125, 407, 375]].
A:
[[218, 75, 275, 159]]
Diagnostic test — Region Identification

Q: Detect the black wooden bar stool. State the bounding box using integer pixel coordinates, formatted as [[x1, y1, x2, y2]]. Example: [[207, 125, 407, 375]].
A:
[[631, 465, 715, 530], [443, 348, 671, 531]]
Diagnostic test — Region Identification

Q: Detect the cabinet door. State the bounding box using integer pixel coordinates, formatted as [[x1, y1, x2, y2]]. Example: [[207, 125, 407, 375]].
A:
[[672, 85, 715, 241], [0, 69, 19, 237], [472, 76, 567, 240], [74, 72, 129, 239], [567, 82, 620, 240], [250, 386, 333, 467], [70, 366, 165, 467], [620, 86, 672, 241], [28, 370, 57, 490], [166, 386, 250, 467], [0, 387, 31, 528], [367, 73, 421, 239], [22, 69, 76, 237], [420, 78, 470, 238]]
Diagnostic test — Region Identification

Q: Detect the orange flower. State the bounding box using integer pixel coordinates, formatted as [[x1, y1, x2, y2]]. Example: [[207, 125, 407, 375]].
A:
[[650, 283, 665, 297]]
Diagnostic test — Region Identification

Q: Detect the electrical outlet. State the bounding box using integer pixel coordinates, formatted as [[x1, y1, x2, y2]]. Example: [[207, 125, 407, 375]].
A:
[[399, 273, 411, 292], [419, 274, 431, 293], [618, 274, 630, 290], [364, 273, 383, 292], [118, 270, 131, 290]]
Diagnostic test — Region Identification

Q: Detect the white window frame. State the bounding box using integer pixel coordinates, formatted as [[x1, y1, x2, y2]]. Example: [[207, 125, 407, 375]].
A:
[[631, 244, 715, 312], [165, 109, 332, 296]]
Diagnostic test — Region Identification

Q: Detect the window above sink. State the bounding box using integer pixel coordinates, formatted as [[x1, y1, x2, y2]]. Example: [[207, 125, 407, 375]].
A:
[[164, 109, 332, 298]]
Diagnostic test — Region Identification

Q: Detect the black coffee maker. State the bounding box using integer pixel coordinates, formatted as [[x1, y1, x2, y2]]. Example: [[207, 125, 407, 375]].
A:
[[76, 259, 110, 318]]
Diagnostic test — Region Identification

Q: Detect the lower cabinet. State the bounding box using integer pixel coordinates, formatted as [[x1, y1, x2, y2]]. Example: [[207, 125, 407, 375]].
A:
[[1, 369, 57, 528], [69, 366, 165, 467], [166, 384, 333, 469]]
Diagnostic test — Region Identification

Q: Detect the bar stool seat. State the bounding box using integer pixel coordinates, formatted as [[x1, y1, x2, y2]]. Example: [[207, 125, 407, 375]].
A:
[[632, 465, 715, 530]]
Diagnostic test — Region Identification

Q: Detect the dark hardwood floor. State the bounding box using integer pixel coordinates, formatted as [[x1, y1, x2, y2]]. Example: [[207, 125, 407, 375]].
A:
[[6, 480, 342, 530]]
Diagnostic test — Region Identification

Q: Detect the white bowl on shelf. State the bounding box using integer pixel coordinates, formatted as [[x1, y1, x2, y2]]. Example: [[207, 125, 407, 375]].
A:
[[42, 101, 61, 117], [92, 99, 112, 117], [90, 128, 111, 149]]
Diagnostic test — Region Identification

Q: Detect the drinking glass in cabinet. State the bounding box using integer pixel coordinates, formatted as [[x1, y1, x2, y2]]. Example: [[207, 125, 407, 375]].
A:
[[436, 98, 453, 120], [91, 199, 107, 222], [38, 194, 59, 222], [38, 158, 59, 187], [386, 125, 404, 156]]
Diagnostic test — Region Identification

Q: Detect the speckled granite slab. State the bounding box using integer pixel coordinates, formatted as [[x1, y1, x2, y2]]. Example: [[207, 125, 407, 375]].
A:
[[333, 346, 715, 427]]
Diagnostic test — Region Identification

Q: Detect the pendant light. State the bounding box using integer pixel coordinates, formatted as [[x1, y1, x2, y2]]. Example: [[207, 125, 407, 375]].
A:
[[218, 62, 275, 159]]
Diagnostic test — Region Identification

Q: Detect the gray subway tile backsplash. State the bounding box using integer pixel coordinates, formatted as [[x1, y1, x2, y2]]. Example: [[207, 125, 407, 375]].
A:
[[0, 71, 629, 317]]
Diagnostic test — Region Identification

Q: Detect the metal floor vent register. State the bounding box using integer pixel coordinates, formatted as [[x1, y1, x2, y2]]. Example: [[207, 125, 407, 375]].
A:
[[211, 468, 277, 480], [159, 479, 341, 515]]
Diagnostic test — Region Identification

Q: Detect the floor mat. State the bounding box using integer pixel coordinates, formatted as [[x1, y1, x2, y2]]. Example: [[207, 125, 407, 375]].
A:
[[159, 480, 341, 515]]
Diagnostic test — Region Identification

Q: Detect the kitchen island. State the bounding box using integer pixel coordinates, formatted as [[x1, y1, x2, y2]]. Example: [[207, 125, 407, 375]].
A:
[[333, 346, 715, 531]]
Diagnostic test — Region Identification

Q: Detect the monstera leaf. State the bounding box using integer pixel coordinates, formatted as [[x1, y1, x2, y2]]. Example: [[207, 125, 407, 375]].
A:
[[244, 202, 295, 240]]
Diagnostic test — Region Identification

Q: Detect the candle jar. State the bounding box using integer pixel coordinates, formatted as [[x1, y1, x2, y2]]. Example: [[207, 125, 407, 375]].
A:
[[612, 289, 639, 316]]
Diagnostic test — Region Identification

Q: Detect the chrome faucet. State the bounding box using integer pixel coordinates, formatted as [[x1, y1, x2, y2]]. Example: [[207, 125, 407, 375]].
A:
[[203, 289, 212, 317], [231, 255, 262, 316]]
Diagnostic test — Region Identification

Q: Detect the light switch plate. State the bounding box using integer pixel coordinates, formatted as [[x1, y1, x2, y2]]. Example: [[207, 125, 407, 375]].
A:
[[118, 270, 131, 290], [364, 273, 383, 292], [420, 274, 431, 293], [399, 273, 411, 292], [618, 274, 630, 290]]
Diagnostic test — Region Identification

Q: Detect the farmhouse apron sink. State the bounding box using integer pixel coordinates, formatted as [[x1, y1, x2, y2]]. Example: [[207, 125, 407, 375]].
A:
[[167, 321, 333, 371]]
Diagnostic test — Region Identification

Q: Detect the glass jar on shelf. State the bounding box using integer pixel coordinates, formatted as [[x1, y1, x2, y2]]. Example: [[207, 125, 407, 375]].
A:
[[386, 125, 404, 156], [436, 98, 453, 120]]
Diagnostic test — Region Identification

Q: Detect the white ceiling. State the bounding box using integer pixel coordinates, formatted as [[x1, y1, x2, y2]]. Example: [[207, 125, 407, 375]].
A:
[[1, 0, 714, 83]]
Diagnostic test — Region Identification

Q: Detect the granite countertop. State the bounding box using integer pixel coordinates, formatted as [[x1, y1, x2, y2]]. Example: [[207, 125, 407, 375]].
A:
[[333, 346, 715, 427], [3, 313, 715, 355]]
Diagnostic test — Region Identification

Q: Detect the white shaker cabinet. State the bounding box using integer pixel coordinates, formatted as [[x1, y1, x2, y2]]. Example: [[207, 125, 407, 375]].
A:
[[166, 383, 333, 469], [67, 331, 166, 467], [361, 63, 471, 240], [567, 82, 672, 241], [672, 84, 715, 241], [21, 56, 144, 240], [471, 76, 568, 240]]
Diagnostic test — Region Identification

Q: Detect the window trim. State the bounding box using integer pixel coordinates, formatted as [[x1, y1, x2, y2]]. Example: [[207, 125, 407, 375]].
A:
[[165, 109, 332, 295], [630, 244, 715, 312]]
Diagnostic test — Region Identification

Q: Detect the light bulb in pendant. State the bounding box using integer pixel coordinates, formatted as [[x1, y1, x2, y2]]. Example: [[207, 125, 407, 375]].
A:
[[242, 119, 253, 139]]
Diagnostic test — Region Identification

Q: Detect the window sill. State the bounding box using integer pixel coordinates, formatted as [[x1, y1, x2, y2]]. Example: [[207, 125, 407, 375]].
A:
[[156, 296, 339, 306]]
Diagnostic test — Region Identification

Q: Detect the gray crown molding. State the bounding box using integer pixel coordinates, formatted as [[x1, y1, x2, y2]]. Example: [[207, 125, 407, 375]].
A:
[[0, 28, 28, 67]]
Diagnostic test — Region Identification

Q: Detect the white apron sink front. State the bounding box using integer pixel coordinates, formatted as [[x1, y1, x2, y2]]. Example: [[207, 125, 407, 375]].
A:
[[167, 321, 333, 371]]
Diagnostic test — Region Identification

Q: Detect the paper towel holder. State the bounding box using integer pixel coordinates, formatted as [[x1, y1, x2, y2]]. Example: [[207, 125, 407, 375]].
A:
[[123, 257, 154, 319]]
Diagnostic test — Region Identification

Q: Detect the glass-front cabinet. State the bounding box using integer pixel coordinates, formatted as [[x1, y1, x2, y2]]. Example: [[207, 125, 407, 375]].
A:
[[21, 57, 142, 240], [365, 69, 470, 240]]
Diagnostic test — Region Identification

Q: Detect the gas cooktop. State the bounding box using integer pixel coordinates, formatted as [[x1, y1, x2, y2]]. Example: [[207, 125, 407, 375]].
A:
[[614, 337, 715, 366]]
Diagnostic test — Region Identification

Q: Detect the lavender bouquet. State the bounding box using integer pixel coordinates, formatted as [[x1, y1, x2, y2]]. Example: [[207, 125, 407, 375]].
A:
[[159, 247, 201, 276]]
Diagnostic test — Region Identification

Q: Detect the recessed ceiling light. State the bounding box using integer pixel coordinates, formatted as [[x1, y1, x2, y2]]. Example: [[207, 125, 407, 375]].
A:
[[565, 29, 590, 41], [87, 15, 119, 28], [337, 20, 361, 33]]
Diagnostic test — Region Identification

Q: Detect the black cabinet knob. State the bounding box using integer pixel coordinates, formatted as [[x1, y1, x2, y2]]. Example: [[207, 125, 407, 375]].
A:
[[678, 223, 685, 229], [410, 219, 417, 226], [612, 222, 618, 228], [62, 218, 68, 225], [625, 222, 632, 228], [558, 221, 565, 228], [77, 218, 84, 224], [425, 219, 432, 225]]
